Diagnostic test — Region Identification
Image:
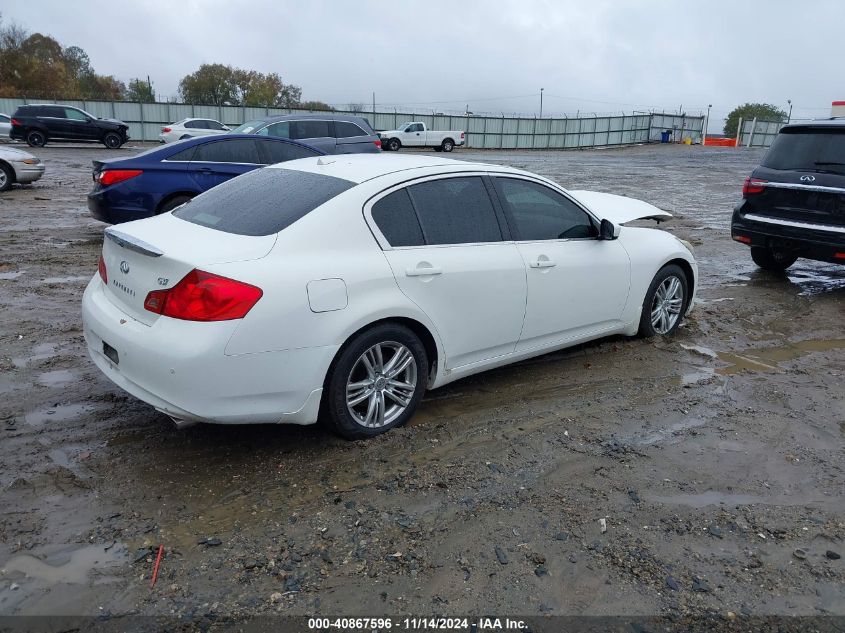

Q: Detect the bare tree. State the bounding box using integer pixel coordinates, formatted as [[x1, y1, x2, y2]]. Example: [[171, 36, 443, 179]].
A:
[[347, 102, 365, 113]]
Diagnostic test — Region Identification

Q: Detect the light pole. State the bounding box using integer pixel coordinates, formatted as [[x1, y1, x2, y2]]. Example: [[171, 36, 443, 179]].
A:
[[704, 104, 712, 145], [540, 88, 544, 118], [787, 99, 792, 123]]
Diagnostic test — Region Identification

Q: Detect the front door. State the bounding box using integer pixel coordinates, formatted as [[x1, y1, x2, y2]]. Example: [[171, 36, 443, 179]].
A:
[[490, 176, 631, 352], [370, 175, 526, 370]]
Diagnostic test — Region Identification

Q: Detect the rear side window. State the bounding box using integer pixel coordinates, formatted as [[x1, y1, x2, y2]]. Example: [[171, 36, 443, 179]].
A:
[[763, 128, 845, 175], [291, 120, 332, 140], [41, 106, 65, 118], [257, 140, 320, 164], [371, 189, 425, 247], [185, 120, 203, 129], [407, 177, 502, 245], [193, 139, 260, 164], [335, 121, 368, 138], [166, 145, 197, 161], [207, 120, 227, 130], [173, 168, 355, 236]]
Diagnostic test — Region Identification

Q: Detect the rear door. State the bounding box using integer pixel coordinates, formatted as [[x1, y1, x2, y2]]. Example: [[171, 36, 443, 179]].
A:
[[491, 176, 631, 351], [188, 138, 262, 191], [335, 120, 377, 153], [256, 139, 321, 164], [289, 119, 336, 153], [368, 175, 526, 369]]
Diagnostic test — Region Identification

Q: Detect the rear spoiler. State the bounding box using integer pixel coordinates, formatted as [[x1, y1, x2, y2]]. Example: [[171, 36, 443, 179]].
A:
[[104, 228, 164, 258]]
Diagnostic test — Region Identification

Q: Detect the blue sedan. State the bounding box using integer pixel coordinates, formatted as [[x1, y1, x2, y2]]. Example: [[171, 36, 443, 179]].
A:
[[87, 134, 324, 224]]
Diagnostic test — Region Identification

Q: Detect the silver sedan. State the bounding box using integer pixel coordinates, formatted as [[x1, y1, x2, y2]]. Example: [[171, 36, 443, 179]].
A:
[[0, 146, 45, 191]]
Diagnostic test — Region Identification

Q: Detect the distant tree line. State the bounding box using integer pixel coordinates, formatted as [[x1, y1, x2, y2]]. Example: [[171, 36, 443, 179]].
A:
[[723, 103, 786, 138], [0, 14, 330, 109]]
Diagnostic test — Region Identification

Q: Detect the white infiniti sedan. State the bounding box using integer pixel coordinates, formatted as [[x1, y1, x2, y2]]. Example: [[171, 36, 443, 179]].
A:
[[82, 154, 697, 439]]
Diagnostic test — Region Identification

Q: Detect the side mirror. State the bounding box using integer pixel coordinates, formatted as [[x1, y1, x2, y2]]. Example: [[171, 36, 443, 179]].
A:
[[599, 218, 620, 240]]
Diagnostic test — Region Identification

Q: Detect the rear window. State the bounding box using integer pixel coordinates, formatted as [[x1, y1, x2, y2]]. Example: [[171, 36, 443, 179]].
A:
[[763, 127, 845, 175], [335, 121, 368, 138], [173, 167, 354, 236]]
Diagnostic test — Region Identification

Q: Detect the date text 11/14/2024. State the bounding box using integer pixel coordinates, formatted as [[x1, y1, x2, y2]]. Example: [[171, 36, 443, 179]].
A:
[[308, 617, 528, 631]]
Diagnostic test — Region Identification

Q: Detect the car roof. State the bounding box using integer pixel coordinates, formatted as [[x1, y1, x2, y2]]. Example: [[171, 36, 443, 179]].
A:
[[781, 118, 845, 130], [252, 113, 373, 126], [273, 153, 523, 184]]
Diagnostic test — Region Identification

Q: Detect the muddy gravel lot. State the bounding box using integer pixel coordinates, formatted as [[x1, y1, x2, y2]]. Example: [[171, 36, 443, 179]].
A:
[[0, 142, 843, 628]]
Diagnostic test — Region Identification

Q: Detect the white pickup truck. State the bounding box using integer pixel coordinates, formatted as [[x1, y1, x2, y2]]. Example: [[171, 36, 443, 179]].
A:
[[379, 122, 465, 152]]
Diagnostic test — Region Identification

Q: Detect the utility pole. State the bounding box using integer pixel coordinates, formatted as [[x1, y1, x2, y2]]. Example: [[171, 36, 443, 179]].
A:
[[787, 99, 792, 123], [540, 88, 544, 118], [373, 92, 376, 116], [704, 104, 712, 145]]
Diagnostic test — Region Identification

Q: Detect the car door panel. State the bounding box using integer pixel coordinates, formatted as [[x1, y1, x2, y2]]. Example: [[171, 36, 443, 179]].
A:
[[491, 176, 631, 352], [369, 177, 525, 370], [383, 244, 526, 368]]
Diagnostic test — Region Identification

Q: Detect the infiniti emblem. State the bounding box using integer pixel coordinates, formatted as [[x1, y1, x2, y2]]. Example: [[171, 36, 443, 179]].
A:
[[800, 175, 816, 182], [119, 260, 130, 274]]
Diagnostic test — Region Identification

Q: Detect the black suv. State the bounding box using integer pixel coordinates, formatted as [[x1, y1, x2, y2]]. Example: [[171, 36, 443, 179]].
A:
[[10, 104, 130, 149], [732, 120, 845, 271]]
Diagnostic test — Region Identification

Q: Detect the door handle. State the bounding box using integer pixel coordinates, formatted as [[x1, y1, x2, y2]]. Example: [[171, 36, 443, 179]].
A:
[[529, 259, 556, 269], [406, 266, 442, 277]]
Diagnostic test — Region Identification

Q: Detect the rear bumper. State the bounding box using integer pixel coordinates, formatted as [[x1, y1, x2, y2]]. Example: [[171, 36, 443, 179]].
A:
[[731, 203, 845, 263], [87, 190, 156, 224], [81, 277, 332, 425]]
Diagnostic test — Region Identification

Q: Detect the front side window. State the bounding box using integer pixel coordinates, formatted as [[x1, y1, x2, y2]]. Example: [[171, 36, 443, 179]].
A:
[[493, 178, 597, 240], [64, 108, 90, 121], [407, 177, 502, 245], [290, 120, 332, 140], [258, 121, 290, 138], [409, 123, 424, 132], [258, 140, 320, 164], [335, 121, 368, 138], [192, 139, 260, 164], [371, 189, 425, 247]]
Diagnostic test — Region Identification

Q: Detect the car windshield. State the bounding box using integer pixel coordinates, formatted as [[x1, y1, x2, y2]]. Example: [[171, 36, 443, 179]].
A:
[[762, 128, 845, 175], [229, 120, 266, 134], [173, 167, 355, 236]]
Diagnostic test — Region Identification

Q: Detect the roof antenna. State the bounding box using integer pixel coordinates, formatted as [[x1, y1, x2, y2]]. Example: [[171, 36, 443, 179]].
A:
[[316, 156, 336, 166]]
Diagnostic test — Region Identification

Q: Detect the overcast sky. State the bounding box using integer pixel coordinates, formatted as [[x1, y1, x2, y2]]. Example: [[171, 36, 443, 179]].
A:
[[3, 0, 842, 131]]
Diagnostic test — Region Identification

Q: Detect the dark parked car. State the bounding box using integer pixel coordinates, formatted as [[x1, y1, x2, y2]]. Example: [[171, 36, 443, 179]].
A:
[[10, 104, 130, 149], [87, 134, 323, 224], [230, 113, 381, 154], [732, 119, 845, 271]]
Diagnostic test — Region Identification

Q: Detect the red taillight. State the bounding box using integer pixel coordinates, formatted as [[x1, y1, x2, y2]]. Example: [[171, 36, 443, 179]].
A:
[[834, 252, 845, 260], [460, 132, 465, 139], [144, 269, 262, 321], [10, 118, 21, 127], [742, 177, 766, 197], [162, 127, 171, 133], [97, 169, 143, 186], [374, 139, 382, 149], [732, 234, 752, 244], [98, 255, 108, 284]]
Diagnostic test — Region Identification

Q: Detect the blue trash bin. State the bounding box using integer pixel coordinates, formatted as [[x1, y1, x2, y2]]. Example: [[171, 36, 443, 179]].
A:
[[660, 130, 671, 143]]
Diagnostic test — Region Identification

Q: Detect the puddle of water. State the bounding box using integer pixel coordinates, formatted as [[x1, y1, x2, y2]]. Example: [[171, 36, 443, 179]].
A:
[[786, 264, 845, 296], [36, 369, 78, 388], [41, 276, 89, 284], [650, 491, 764, 508], [0, 270, 25, 280], [680, 343, 718, 358], [717, 338, 845, 375], [637, 417, 709, 446], [12, 342, 58, 368], [680, 369, 716, 385], [2, 544, 125, 585], [24, 403, 97, 428]]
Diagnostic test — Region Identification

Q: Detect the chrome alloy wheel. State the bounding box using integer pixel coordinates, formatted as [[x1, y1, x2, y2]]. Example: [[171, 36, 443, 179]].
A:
[[650, 275, 684, 334], [346, 341, 417, 428]]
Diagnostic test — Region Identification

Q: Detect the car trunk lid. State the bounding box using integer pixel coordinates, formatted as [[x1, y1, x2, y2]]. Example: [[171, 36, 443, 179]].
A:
[[101, 214, 276, 326], [745, 167, 845, 227]]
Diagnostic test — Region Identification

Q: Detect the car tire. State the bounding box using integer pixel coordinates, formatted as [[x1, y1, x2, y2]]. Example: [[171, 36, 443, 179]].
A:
[[750, 246, 797, 272], [103, 133, 123, 149], [388, 138, 401, 152], [441, 139, 454, 152], [26, 130, 46, 148], [157, 195, 193, 214], [0, 163, 13, 192], [638, 264, 688, 337], [322, 323, 428, 440]]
